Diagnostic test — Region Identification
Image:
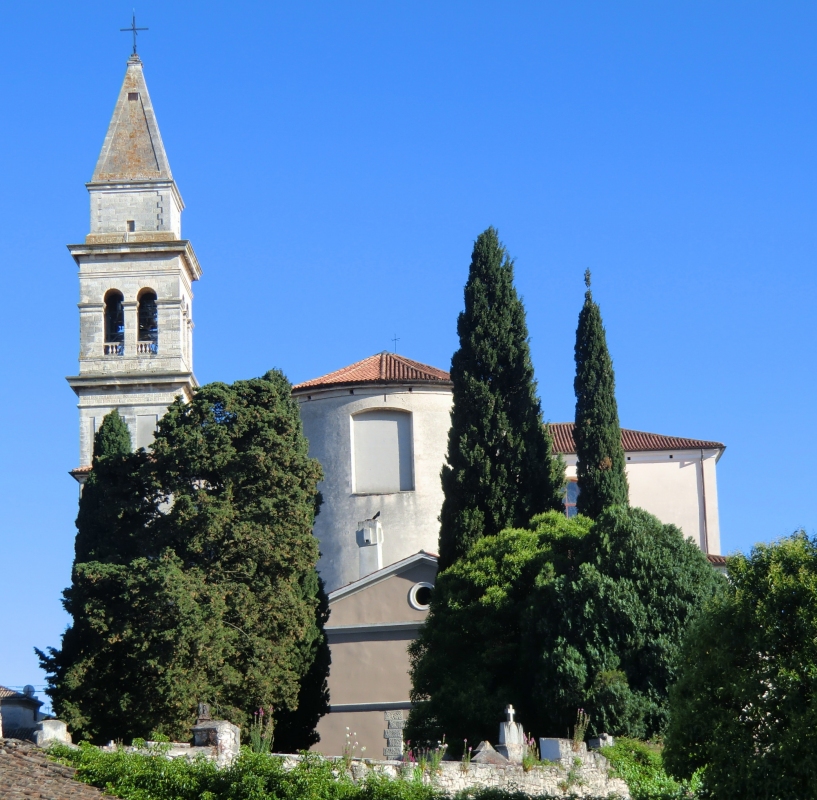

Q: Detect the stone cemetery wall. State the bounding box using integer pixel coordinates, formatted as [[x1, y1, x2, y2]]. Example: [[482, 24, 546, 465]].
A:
[[278, 747, 630, 799]]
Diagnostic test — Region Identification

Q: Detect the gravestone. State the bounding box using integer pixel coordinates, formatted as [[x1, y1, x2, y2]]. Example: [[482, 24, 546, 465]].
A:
[[496, 704, 525, 764], [33, 719, 72, 747]]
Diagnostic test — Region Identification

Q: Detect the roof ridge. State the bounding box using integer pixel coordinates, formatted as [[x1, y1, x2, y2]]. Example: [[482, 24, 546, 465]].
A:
[[293, 352, 451, 391]]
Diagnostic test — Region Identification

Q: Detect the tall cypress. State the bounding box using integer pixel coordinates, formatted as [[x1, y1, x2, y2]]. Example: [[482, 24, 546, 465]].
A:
[[573, 270, 628, 518], [74, 409, 154, 564], [438, 227, 564, 571]]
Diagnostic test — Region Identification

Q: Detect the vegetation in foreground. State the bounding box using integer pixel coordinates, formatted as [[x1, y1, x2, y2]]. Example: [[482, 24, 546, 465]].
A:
[[600, 738, 698, 800], [49, 742, 625, 800], [665, 531, 817, 798]]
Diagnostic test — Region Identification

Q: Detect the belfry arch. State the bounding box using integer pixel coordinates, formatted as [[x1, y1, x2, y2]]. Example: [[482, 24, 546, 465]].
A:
[[137, 288, 158, 354]]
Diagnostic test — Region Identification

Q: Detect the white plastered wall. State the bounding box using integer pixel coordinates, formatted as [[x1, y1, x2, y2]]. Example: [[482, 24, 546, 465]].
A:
[[297, 385, 452, 593]]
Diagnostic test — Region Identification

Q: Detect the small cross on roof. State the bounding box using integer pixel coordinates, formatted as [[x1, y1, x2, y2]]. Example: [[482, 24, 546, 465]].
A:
[[505, 704, 515, 723], [121, 12, 148, 56]]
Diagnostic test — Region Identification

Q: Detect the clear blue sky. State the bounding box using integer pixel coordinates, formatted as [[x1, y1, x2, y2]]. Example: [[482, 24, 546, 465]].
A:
[[2, 1, 815, 688]]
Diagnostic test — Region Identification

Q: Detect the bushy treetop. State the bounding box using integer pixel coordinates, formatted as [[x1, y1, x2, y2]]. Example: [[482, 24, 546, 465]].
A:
[[408, 506, 722, 751]]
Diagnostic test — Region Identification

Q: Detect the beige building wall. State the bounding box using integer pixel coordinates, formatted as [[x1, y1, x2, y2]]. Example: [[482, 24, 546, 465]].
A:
[[313, 556, 437, 758], [563, 446, 722, 554]]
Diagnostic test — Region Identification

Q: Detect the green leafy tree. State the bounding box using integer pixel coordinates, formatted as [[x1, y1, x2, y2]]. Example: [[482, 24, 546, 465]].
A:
[[438, 227, 564, 570], [407, 507, 722, 751], [664, 532, 817, 798], [38, 371, 329, 745], [573, 270, 628, 518]]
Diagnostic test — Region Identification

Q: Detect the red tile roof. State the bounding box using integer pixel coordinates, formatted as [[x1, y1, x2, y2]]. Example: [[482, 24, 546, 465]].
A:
[[293, 352, 452, 392], [549, 422, 724, 454], [707, 554, 727, 567]]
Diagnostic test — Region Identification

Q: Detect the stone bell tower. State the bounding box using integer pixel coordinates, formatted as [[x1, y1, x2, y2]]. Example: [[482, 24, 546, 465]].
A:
[[67, 55, 202, 473]]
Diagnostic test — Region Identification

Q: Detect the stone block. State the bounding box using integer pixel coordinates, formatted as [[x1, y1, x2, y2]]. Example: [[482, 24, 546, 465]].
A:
[[538, 737, 586, 763], [384, 710, 404, 721], [33, 719, 72, 747], [387, 718, 406, 729], [588, 733, 615, 749], [383, 746, 402, 757], [192, 719, 240, 766]]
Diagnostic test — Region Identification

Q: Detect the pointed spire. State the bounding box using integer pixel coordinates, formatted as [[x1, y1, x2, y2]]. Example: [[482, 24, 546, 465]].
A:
[[92, 56, 173, 183]]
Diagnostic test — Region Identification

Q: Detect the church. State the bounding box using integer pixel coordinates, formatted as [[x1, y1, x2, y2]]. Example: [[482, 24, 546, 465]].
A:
[[66, 56, 727, 758]]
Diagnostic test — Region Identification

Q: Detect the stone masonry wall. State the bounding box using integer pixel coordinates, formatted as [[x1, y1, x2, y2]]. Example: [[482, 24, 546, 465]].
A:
[[280, 752, 630, 798]]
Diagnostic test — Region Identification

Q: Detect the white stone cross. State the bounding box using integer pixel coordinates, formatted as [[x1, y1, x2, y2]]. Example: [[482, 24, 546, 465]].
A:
[[505, 704, 515, 723]]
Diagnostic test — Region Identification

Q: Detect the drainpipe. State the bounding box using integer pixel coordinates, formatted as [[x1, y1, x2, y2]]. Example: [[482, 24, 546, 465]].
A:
[[699, 448, 709, 554]]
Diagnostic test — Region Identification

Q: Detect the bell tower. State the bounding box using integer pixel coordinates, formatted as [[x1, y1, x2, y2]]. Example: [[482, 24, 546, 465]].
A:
[[67, 55, 202, 472]]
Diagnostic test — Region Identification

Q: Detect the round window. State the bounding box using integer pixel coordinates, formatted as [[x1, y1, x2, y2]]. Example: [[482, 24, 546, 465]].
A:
[[409, 582, 434, 610]]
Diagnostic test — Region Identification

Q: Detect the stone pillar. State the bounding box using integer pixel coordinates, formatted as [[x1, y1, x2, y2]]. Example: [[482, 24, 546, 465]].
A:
[[192, 719, 240, 767], [123, 301, 137, 356], [383, 710, 405, 759]]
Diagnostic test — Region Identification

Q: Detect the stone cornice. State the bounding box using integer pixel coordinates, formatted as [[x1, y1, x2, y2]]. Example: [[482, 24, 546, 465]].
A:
[[66, 371, 198, 391], [67, 239, 202, 282]]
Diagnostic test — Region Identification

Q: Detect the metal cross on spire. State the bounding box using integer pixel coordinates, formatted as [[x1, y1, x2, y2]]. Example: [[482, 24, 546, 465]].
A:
[[121, 11, 148, 55]]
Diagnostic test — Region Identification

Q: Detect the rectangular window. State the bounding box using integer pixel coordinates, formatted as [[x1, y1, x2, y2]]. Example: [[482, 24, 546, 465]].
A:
[[136, 415, 158, 450], [353, 410, 413, 494], [127, 220, 135, 232], [565, 479, 580, 518]]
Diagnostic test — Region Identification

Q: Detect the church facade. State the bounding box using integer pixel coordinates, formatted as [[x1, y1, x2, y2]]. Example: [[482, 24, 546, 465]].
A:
[[68, 57, 726, 759]]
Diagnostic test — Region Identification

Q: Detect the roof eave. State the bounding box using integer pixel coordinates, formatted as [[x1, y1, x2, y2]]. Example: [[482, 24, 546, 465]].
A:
[[328, 551, 439, 602], [292, 379, 453, 395]]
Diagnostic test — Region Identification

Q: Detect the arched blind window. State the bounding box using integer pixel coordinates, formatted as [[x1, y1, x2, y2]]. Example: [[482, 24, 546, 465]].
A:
[[353, 410, 413, 494]]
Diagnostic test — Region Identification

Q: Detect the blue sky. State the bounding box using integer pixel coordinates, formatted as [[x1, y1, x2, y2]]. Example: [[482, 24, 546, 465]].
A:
[[1, 1, 815, 687]]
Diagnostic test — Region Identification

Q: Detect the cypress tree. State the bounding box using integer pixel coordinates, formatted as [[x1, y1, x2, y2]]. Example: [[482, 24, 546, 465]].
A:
[[438, 227, 564, 571], [74, 410, 155, 564], [573, 270, 629, 518], [38, 371, 329, 744]]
